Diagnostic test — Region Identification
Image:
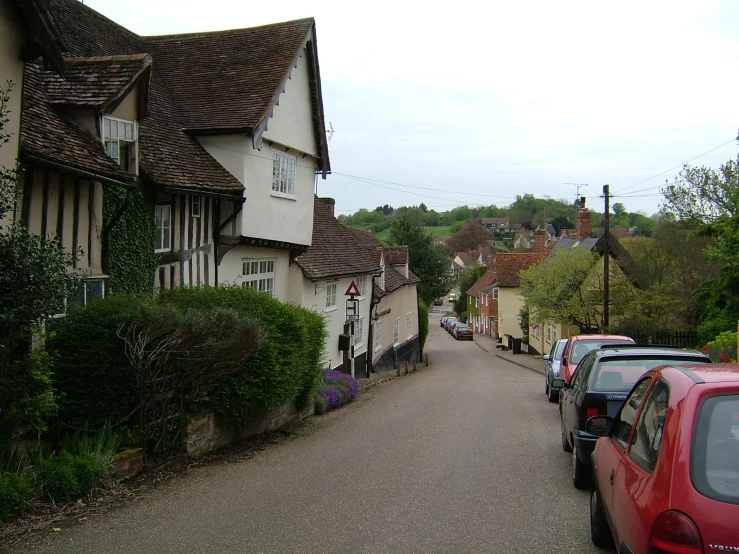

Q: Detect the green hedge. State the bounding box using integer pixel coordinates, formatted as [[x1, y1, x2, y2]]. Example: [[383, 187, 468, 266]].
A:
[[46, 294, 146, 432], [418, 299, 429, 355], [158, 287, 326, 425], [47, 286, 327, 432]]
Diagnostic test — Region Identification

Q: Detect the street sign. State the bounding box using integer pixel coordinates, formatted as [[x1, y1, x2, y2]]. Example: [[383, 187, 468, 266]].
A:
[[346, 298, 359, 322], [345, 281, 360, 296]]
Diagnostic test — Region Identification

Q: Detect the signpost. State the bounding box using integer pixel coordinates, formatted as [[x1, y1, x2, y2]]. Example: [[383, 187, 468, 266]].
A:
[[344, 281, 360, 377]]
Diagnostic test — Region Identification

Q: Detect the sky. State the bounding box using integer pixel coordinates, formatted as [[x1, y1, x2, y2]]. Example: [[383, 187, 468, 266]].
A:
[[87, 0, 739, 217]]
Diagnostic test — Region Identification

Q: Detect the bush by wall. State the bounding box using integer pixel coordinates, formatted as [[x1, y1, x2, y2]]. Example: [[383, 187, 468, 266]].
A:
[[46, 294, 148, 433], [418, 299, 429, 355], [158, 286, 326, 425], [0, 472, 34, 521]]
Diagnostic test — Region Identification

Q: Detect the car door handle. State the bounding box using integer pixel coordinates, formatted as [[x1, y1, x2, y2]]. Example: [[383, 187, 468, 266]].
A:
[[609, 469, 615, 485]]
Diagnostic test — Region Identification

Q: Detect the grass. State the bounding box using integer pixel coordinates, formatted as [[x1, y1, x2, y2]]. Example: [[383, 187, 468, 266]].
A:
[[347, 225, 454, 245]]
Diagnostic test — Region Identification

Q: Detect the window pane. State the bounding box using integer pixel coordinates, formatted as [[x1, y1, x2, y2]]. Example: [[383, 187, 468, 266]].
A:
[[104, 118, 111, 140], [630, 381, 669, 471], [86, 280, 105, 303]]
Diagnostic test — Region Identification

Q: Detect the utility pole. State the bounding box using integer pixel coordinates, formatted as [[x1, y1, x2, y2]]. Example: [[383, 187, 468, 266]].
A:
[[603, 184, 610, 331]]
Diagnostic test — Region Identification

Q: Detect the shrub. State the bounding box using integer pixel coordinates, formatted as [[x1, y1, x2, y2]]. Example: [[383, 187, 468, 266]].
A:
[[70, 452, 108, 493], [316, 370, 359, 413], [156, 286, 326, 425], [0, 472, 34, 521], [418, 299, 429, 355], [46, 294, 148, 433], [36, 451, 79, 503]]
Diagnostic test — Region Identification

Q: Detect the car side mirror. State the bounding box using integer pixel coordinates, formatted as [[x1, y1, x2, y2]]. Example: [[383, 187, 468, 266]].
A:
[[585, 415, 613, 437], [551, 378, 566, 389], [543, 354, 551, 361]]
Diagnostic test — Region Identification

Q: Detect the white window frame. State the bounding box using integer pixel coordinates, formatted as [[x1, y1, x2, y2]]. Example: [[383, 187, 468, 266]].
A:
[[54, 276, 108, 317], [406, 312, 413, 339], [353, 317, 364, 348], [356, 275, 367, 298], [155, 204, 172, 253], [272, 150, 297, 197], [325, 283, 337, 310], [191, 195, 201, 218], [375, 319, 383, 351], [242, 259, 275, 296], [102, 115, 138, 174], [492, 287, 498, 300], [393, 317, 400, 346], [546, 323, 552, 344]]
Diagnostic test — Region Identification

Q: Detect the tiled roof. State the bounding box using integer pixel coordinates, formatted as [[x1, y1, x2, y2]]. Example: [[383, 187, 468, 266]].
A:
[[346, 227, 382, 247], [36, 0, 248, 194], [549, 237, 600, 254], [144, 20, 330, 173], [496, 252, 548, 287], [295, 197, 381, 280], [384, 246, 408, 265], [434, 235, 451, 244], [480, 284, 497, 295], [20, 62, 133, 182], [466, 271, 497, 297], [44, 55, 151, 108], [478, 246, 493, 259], [482, 217, 510, 225]]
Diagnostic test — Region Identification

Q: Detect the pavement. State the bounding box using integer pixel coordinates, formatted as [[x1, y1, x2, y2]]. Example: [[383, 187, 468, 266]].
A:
[[472, 332, 547, 375]]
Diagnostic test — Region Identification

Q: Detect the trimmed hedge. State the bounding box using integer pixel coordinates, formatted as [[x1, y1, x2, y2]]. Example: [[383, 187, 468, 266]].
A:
[[47, 286, 327, 432], [158, 287, 326, 425], [418, 299, 429, 355]]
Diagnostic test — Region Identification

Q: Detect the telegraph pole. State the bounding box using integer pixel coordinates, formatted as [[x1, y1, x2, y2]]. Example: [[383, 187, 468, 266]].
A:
[[603, 184, 610, 331]]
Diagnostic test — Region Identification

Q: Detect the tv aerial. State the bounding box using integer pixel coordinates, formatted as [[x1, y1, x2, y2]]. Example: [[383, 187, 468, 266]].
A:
[[326, 121, 334, 142], [563, 183, 588, 205]]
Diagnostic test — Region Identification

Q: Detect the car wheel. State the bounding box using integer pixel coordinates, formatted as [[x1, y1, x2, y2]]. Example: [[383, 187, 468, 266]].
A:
[[545, 378, 549, 395], [561, 418, 572, 453], [548, 384, 559, 403], [572, 445, 591, 489], [590, 486, 614, 548]]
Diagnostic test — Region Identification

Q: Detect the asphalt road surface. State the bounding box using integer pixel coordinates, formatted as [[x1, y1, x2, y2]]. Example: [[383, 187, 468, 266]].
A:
[[16, 314, 614, 553]]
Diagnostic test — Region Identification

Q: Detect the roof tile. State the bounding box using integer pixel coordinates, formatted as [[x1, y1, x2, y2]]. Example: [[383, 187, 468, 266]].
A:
[[496, 252, 548, 287]]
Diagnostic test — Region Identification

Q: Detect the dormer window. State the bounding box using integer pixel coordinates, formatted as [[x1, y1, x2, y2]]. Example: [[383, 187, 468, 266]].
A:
[[103, 116, 138, 174]]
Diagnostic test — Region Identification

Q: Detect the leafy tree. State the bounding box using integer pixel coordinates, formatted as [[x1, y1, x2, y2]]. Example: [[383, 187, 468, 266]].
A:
[[446, 222, 493, 253], [661, 160, 739, 341], [454, 262, 487, 316], [0, 82, 80, 452], [549, 215, 574, 234], [388, 210, 453, 303], [419, 202, 428, 212], [520, 248, 626, 332]]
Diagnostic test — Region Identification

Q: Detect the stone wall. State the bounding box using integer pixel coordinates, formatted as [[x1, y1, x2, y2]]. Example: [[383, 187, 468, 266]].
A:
[[184, 400, 312, 458]]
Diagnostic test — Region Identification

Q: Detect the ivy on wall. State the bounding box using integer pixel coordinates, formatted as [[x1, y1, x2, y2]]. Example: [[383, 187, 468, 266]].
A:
[[104, 179, 160, 295]]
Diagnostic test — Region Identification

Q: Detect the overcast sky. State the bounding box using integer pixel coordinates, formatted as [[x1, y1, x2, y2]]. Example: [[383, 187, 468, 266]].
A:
[[88, 0, 739, 217]]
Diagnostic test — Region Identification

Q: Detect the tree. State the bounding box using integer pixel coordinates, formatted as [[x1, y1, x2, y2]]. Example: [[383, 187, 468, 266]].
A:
[[661, 160, 739, 341], [520, 248, 615, 332], [388, 210, 453, 303], [0, 82, 80, 452], [454, 262, 487, 317], [446, 222, 493, 253]]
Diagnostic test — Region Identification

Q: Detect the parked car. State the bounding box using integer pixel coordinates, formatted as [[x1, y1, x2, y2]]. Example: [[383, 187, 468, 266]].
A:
[[559, 334, 636, 384], [453, 324, 473, 341], [433, 298, 443, 306], [544, 338, 568, 403], [445, 317, 459, 332], [440, 316, 448, 328], [448, 321, 461, 335], [586, 363, 739, 553], [555, 345, 711, 489]]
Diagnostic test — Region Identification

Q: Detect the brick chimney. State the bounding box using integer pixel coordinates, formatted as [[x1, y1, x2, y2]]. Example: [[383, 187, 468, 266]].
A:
[[321, 197, 335, 217], [532, 227, 546, 252], [576, 197, 591, 240]]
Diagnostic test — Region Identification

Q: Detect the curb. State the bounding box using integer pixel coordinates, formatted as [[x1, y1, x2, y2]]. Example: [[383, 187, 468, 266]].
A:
[[494, 354, 545, 375]]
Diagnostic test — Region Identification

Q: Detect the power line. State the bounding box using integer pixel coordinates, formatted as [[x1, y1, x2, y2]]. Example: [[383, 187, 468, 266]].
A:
[[331, 171, 518, 199], [613, 137, 737, 194]]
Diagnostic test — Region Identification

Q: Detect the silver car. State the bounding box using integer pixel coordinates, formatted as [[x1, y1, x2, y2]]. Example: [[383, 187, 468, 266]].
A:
[[544, 338, 568, 403]]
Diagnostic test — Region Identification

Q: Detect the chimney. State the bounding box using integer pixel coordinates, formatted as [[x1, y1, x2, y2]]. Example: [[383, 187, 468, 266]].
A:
[[532, 226, 546, 252], [576, 198, 591, 240], [322, 197, 335, 217]]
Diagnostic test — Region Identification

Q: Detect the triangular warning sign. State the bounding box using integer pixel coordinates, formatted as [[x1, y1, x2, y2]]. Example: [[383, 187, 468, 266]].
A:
[[345, 281, 360, 296]]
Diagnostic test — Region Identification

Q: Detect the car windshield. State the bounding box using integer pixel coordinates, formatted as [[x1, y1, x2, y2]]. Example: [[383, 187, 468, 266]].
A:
[[456, 325, 469, 330], [552, 340, 566, 360], [692, 394, 739, 505], [591, 357, 710, 392], [571, 339, 633, 365]]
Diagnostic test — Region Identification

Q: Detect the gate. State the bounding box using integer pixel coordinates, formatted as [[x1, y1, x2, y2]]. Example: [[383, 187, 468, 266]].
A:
[[140, 359, 185, 469]]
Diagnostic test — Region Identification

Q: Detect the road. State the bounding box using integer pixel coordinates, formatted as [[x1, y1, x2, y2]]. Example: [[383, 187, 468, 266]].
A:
[[17, 313, 612, 553]]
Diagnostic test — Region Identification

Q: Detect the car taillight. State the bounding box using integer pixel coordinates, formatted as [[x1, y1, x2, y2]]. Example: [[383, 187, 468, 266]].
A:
[[579, 399, 607, 421], [649, 510, 703, 554]]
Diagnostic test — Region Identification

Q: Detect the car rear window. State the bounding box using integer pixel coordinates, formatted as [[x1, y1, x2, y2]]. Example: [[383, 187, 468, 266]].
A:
[[591, 357, 710, 392], [571, 339, 633, 365], [692, 394, 739, 505]]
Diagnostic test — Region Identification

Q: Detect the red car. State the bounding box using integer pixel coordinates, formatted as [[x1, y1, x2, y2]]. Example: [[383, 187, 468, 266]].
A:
[[559, 334, 635, 384], [587, 363, 739, 553]]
